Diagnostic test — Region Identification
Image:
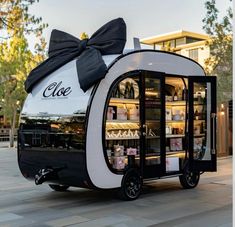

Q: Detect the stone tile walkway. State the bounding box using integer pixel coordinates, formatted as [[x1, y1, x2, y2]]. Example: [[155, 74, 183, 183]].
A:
[[0, 148, 232, 227]]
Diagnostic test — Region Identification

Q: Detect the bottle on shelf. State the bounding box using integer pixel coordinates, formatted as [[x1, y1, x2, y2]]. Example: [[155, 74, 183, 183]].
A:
[[173, 86, 178, 101], [182, 88, 188, 101], [201, 99, 206, 120], [114, 85, 121, 98], [200, 122, 204, 134], [119, 85, 125, 99], [194, 109, 199, 120], [178, 86, 182, 101], [129, 83, 135, 99], [124, 82, 130, 99]]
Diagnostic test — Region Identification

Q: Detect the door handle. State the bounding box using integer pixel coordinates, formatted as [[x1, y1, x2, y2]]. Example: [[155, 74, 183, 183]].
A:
[[142, 132, 147, 136], [211, 113, 216, 155]]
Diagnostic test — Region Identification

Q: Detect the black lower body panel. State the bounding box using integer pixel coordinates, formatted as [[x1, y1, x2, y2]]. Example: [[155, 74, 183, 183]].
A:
[[18, 149, 93, 188]]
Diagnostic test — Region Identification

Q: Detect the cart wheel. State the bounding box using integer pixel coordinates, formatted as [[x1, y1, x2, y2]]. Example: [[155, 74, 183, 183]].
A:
[[118, 169, 142, 200], [49, 184, 70, 191], [179, 167, 200, 189]]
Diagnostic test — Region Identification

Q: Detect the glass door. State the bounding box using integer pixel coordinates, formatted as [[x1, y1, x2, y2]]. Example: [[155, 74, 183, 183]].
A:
[[140, 72, 165, 178], [188, 76, 217, 171]]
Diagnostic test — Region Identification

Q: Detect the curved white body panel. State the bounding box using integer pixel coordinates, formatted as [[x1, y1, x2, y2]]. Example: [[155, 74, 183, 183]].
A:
[[21, 60, 92, 116], [86, 51, 205, 189]]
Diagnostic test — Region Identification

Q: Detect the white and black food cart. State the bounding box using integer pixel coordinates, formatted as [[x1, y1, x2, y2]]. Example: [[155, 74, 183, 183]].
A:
[[18, 18, 217, 200]]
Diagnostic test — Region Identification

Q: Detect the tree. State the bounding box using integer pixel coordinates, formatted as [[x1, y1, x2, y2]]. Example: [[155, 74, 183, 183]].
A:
[[0, 0, 47, 146], [202, 0, 232, 103]]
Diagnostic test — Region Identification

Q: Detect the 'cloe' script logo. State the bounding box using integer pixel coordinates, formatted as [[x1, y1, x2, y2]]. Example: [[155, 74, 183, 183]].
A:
[[43, 81, 72, 98]]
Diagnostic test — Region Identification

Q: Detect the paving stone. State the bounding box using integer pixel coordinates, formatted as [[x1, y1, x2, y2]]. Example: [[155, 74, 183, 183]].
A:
[[46, 215, 90, 227], [0, 149, 232, 227], [69, 214, 131, 227], [0, 213, 23, 223]]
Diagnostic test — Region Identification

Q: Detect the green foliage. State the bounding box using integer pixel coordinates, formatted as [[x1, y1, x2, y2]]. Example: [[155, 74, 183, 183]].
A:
[[0, 0, 47, 128], [0, 0, 48, 36], [202, 0, 232, 103]]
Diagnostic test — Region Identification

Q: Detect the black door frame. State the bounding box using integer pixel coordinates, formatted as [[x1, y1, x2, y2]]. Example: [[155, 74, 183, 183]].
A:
[[139, 70, 165, 179], [188, 76, 217, 172]]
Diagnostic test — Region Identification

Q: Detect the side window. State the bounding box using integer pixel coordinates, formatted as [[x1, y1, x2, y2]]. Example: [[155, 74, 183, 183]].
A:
[[165, 77, 187, 171], [105, 76, 140, 171]]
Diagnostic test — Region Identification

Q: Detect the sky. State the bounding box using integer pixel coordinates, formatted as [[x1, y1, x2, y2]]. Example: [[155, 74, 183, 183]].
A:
[[28, 0, 232, 50]]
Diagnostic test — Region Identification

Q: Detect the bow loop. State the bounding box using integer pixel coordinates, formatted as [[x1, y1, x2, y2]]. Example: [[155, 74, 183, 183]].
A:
[[25, 18, 126, 93], [87, 18, 126, 55], [48, 29, 80, 58]]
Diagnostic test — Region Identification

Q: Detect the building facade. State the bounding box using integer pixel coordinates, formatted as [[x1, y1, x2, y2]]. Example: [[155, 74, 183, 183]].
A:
[[140, 30, 210, 69]]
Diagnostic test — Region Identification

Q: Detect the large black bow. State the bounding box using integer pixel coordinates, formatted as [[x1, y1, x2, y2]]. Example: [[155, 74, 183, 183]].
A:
[[25, 18, 126, 93]]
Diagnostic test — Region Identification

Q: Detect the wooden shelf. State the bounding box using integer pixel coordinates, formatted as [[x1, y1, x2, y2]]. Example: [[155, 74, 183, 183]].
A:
[[106, 136, 160, 140], [166, 119, 205, 123], [110, 98, 139, 104], [106, 120, 139, 124], [166, 134, 185, 138], [166, 101, 186, 106], [166, 150, 185, 155], [106, 137, 139, 140], [166, 101, 204, 106], [106, 134, 205, 140], [166, 150, 186, 158], [166, 120, 185, 123]]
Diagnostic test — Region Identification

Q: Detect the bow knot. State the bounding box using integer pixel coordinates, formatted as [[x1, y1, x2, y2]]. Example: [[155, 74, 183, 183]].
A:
[[25, 18, 126, 93], [78, 39, 88, 54]]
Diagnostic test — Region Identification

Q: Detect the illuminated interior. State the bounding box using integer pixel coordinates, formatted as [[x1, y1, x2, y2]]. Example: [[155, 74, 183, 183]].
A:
[[104, 74, 208, 172]]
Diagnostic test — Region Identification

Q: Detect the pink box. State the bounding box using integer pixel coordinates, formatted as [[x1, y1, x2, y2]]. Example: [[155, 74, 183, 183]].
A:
[[126, 147, 137, 155], [128, 108, 139, 121], [113, 156, 126, 170], [170, 138, 183, 151], [107, 107, 115, 120], [117, 108, 127, 120]]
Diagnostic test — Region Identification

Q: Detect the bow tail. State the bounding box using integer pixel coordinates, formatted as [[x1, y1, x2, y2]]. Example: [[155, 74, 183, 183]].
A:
[[76, 48, 107, 92]]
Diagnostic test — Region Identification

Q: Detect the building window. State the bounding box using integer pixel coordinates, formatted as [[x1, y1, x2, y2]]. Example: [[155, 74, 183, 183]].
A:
[[188, 48, 199, 62], [176, 37, 186, 46], [186, 37, 201, 44]]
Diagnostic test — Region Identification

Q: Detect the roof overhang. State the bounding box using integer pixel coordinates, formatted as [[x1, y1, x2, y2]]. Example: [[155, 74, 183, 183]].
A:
[[140, 30, 210, 45]]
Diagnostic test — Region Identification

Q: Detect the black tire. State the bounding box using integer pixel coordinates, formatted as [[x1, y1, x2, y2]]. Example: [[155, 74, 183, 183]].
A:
[[49, 184, 70, 191], [118, 169, 142, 201], [179, 167, 200, 189]]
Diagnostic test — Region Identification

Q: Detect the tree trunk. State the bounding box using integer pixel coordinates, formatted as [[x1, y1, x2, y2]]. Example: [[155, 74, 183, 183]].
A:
[[9, 107, 17, 147]]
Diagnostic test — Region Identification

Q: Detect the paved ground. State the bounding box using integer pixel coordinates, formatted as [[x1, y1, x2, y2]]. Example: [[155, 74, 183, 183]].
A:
[[0, 147, 232, 227]]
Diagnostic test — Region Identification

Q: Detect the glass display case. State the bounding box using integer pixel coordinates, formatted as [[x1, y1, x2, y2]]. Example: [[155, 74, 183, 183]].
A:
[[104, 73, 216, 175], [105, 77, 140, 171]]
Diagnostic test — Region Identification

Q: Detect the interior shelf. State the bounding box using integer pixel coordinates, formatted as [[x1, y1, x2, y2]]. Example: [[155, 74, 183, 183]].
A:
[[106, 136, 139, 140], [166, 134, 185, 138], [106, 136, 160, 140], [166, 150, 185, 155], [166, 120, 185, 123], [106, 134, 205, 140], [106, 120, 139, 124], [166, 101, 204, 106], [110, 98, 139, 104], [109, 150, 186, 162], [166, 101, 186, 106]]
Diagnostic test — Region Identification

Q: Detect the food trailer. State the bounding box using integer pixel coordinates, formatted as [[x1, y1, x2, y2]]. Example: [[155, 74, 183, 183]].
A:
[[18, 18, 217, 200]]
